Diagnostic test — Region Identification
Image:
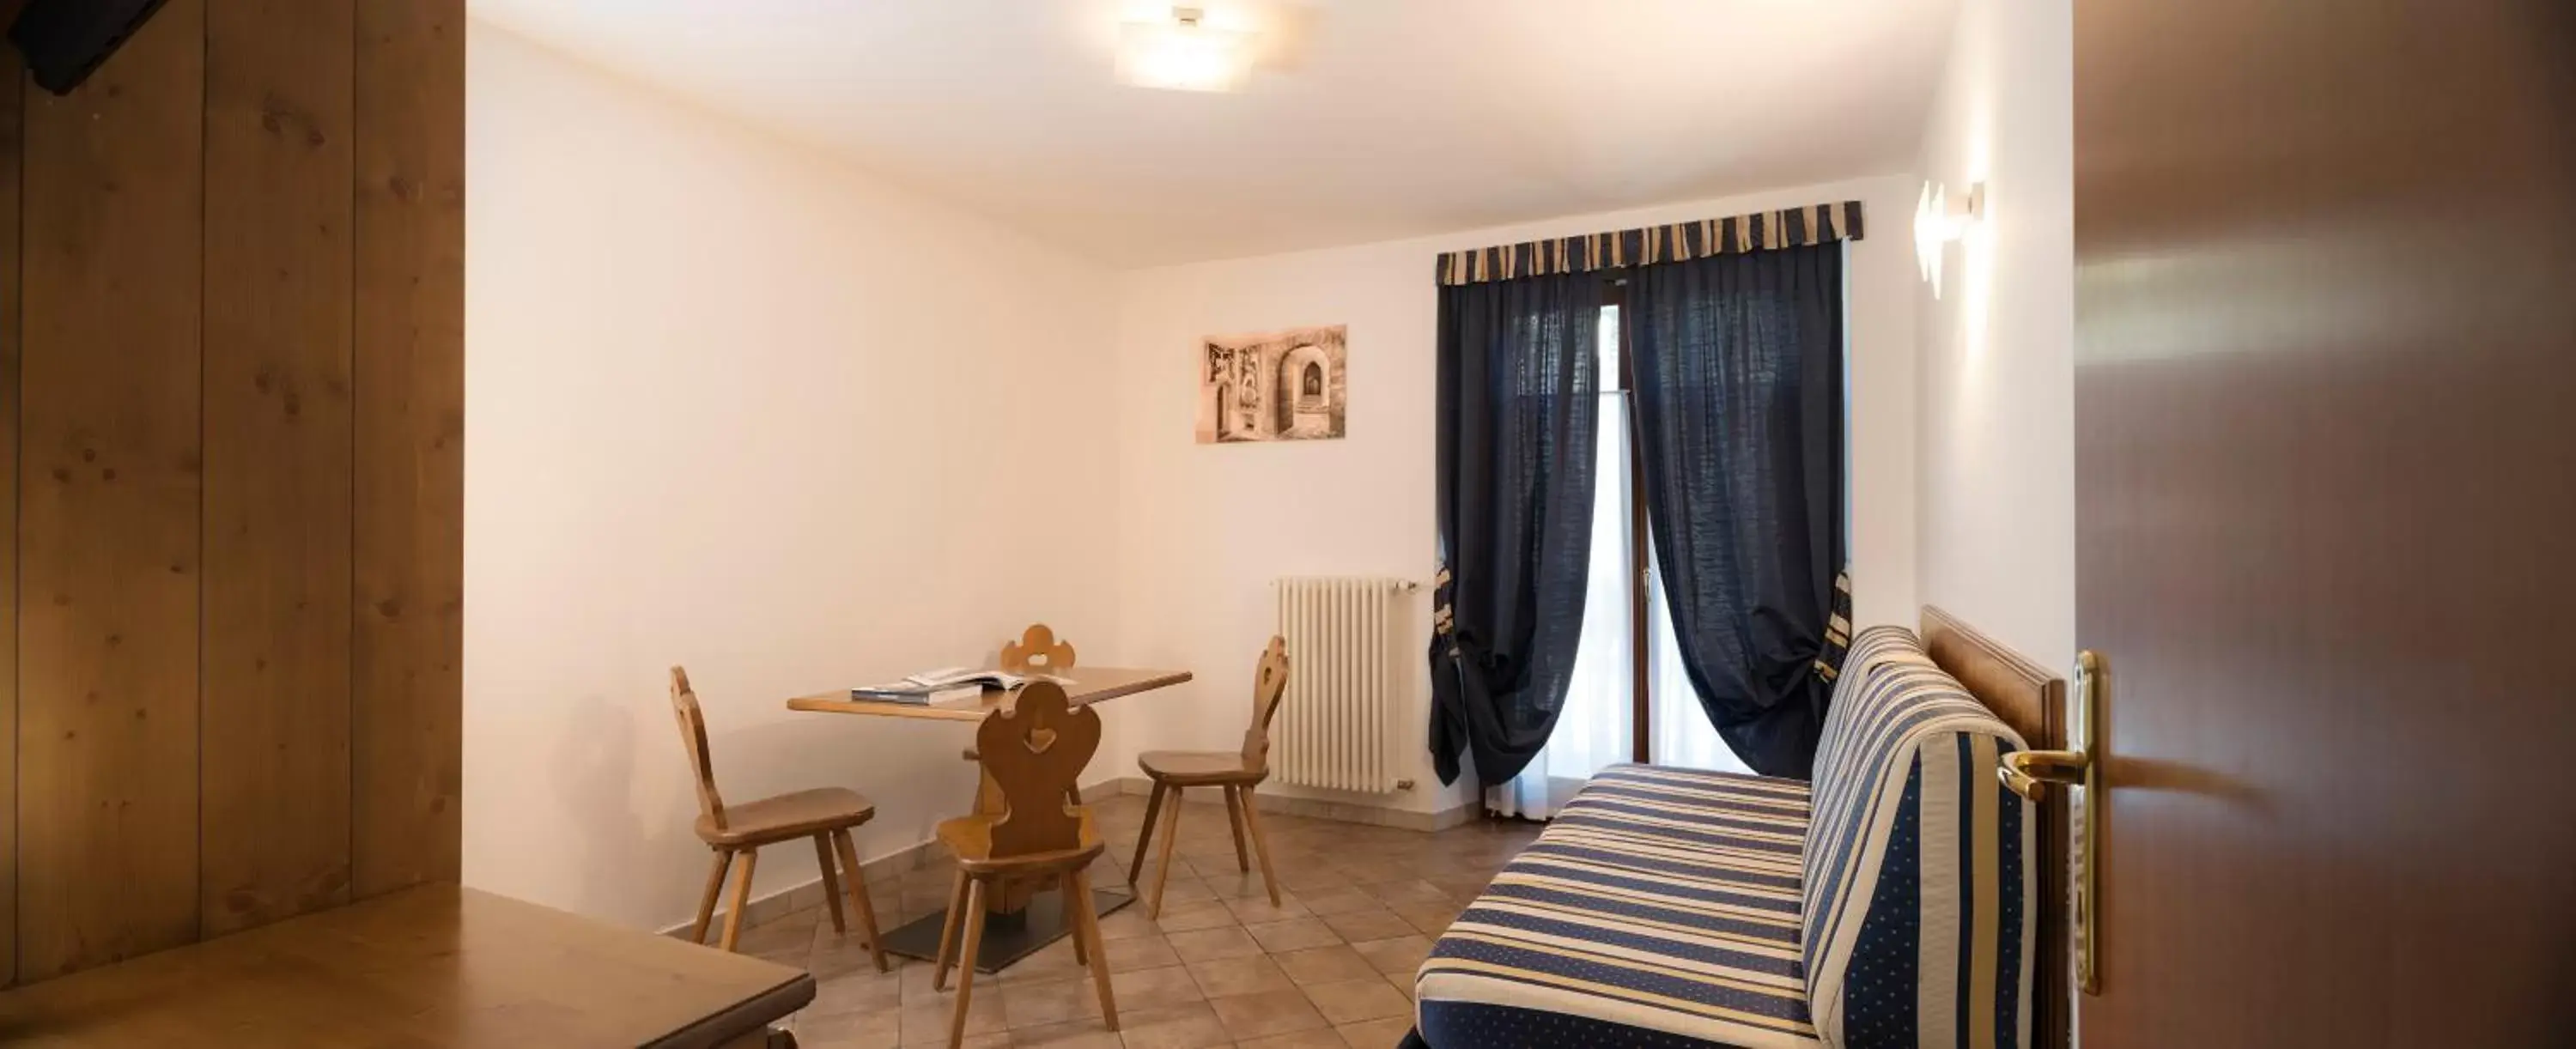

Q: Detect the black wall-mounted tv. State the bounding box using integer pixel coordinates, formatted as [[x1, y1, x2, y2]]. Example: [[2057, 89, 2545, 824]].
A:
[[9, 0, 173, 96]]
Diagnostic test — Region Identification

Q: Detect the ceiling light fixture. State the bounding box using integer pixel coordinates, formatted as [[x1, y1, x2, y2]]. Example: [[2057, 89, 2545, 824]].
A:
[[1117, 6, 1256, 93], [1915, 179, 1985, 299]]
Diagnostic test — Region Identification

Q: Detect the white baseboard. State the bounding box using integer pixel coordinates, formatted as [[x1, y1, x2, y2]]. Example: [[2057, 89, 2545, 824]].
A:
[[1113, 776, 1479, 832]]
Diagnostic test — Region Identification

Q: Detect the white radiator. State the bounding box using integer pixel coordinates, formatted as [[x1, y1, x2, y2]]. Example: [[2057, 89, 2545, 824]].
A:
[[1273, 576, 1408, 793]]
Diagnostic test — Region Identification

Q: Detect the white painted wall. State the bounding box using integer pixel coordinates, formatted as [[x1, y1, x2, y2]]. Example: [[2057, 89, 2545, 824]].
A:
[[463, 25, 1125, 929], [1913, 0, 2076, 670], [1106, 177, 1923, 813], [466, 17, 1954, 930]]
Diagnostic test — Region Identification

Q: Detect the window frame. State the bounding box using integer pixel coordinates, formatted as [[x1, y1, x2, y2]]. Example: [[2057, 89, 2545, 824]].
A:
[[1601, 279, 1654, 762]]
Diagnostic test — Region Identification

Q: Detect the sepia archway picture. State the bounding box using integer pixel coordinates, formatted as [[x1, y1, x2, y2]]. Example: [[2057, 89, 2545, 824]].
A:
[[1196, 324, 1347, 444]]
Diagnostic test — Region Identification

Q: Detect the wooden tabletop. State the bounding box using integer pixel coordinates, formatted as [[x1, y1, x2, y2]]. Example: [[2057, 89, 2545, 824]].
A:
[[0, 884, 811, 1048], [787, 665, 1193, 722]]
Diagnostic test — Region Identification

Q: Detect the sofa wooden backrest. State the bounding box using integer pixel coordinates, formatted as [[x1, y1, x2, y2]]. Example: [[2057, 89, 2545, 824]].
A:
[[1923, 606, 2069, 1049]]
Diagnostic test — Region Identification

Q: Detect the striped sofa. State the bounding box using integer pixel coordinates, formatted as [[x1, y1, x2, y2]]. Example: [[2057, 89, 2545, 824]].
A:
[[1411, 626, 2036, 1049]]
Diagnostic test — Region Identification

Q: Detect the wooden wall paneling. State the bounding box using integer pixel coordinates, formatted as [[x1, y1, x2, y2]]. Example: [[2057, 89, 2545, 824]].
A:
[[352, 0, 465, 896], [200, 0, 358, 936], [0, 0, 23, 993], [15, 0, 209, 980]]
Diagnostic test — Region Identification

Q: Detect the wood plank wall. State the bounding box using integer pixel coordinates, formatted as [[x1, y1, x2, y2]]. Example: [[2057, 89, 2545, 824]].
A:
[[0, 0, 21, 996], [0, 0, 463, 986]]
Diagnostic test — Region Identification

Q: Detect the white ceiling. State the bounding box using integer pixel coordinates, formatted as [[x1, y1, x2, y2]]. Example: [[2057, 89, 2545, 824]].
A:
[[471, 0, 1957, 267]]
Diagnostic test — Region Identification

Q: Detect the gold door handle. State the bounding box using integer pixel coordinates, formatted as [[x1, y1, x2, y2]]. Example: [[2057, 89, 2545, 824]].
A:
[[1995, 651, 2105, 996], [1997, 748, 2089, 801]]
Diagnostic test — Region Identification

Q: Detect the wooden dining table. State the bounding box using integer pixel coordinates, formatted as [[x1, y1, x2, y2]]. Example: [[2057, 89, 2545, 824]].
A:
[[786, 664, 1192, 973]]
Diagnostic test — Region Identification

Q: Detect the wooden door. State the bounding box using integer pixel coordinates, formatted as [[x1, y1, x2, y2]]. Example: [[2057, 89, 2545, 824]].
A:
[[2075, 3, 2576, 1046]]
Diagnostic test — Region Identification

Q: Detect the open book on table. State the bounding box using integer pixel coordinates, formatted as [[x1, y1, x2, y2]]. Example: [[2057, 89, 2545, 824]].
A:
[[848, 666, 1063, 704]]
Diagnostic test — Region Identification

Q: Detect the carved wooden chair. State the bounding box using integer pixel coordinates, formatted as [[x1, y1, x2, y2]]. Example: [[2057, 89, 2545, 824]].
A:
[[1129, 637, 1291, 917], [972, 623, 1081, 803], [669, 666, 887, 969], [932, 681, 1118, 1046]]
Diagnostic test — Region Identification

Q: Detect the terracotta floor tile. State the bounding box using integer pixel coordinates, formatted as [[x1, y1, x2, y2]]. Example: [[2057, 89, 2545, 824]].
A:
[[999, 939, 1087, 985], [1092, 907, 1163, 942], [1243, 918, 1341, 953], [1348, 935, 1433, 977], [1155, 877, 1220, 907], [1180, 854, 1251, 880], [811, 931, 897, 981], [1336, 1016, 1418, 1048], [1271, 945, 1381, 987], [1167, 925, 1266, 963], [1113, 1003, 1234, 1049], [1222, 892, 1312, 924], [1109, 964, 1208, 1012], [897, 995, 1006, 1046], [1319, 909, 1415, 944], [1102, 932, 1182, 973], [1358, 879, 1452, 907], [1201, 872, 1278, 900], [900, 961, 953, 1004], [1298, 978, 1411, 1026], [1000, 976, 1108, 1029], [1389, 901, 1462, 937], [1426, 875, 1492, 900], [737, 910, 820, 960], [1207, 988, 1332, 1040], [1008, 1016, 1124, 1048], [792, 1007, 902, 1049], [1273, 866, 1352, 893], [808, 966, 906, 1016], [1152, 900, 1238, 934], [1293, 888, 1382, 917], [1188, 954, 1297, 998], [1234, 1028, 1352, 1048]]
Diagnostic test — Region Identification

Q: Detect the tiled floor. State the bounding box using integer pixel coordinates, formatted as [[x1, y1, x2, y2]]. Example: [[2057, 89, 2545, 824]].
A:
[[735, 792, 1543, 1049]]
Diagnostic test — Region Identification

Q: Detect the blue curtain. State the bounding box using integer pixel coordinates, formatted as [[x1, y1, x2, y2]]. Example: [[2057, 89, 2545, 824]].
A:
[[1627, 243, 1847, 779], [1427, 271, 1601, 787]]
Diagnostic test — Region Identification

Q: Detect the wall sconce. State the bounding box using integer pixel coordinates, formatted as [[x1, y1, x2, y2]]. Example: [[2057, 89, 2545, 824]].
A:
[[1915, 179, 1985, 299]]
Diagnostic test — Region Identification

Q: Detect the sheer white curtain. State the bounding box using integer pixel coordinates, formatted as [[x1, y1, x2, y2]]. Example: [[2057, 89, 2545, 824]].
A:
[[1485, 380, 1632, 818], [1648, 554, 1754, 775], [1486, 305, 1752, 821]]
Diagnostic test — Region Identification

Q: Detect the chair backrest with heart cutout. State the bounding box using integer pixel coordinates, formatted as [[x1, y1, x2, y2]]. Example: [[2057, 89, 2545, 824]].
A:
[[999, 623, 1077, 672], [975, 680, 1102, 858]]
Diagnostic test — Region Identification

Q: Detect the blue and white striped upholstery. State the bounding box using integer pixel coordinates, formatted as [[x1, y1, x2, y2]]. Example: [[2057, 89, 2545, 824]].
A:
[[1415, 764, 1823, 1048], [1800, 626, 2034, 1048], [1412, 624, 2037, 1049]]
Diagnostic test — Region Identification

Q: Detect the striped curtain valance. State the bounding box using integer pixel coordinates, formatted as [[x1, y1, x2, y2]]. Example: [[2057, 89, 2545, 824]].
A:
[[1434, 199, 1865, 286]]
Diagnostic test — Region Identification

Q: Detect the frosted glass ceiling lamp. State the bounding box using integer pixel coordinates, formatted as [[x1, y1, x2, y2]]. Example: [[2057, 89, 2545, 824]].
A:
[[1916, 179, 1985, 299], [1118, 6, 1257, 93]]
